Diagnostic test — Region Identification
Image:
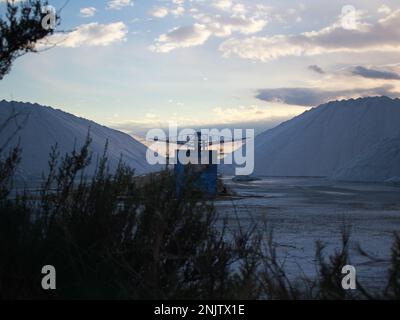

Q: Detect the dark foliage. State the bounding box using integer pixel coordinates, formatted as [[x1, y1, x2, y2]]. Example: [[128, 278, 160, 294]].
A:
[[0, 0, 60, 79], [0, 135, 399, 299], [0, 136, 263, 299]]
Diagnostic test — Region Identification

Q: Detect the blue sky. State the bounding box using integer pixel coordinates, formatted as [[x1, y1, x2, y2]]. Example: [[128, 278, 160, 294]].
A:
[[1, 0, 400, 135]]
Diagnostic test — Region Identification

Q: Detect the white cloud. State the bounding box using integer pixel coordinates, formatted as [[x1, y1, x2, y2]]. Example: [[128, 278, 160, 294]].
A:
[[79, 7, 96, 18], [151, 6, 169, 18], [232, 4, 247, 15], [212, 105, 306, 123], [273, 7, 303, 25], [378, 4, 392, 15], [150, 2, 185, 18], [339, 5, 365, 30], [150, 24, 212, 53], [194, 13, 267, 37], [219, 10, 400, 62], [106, 0, 133, 10], [171, 6, 185, 17], [44, 22, 128, 48], [211, 0, 248, 15], [110, 104, 307, 135], [213, 0, 233, 11], [151, 4, 268, 53]]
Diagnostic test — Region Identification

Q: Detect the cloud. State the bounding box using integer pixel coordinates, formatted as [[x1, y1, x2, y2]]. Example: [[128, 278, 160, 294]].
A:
[[273, 7, 303, 25], [150, 24, 212, 53], [151, 6, 169, 18], [211, 105, 306, 125], [79, 7, 96, 18], [213, 0, 233, 11], [151, 7, 268, 52], [106, 0, 133, 10], [150, 2, 185, 19], [171, 6, 185, 17], [378, 5, 392, 15], [256, 85, 400, 106], [232, 4, 247, 15], [194, 13, 267, 36], [351, 66, 400, 80], [308, 65, 325, 74], [220, 10, 400, 62], [44, 22, 128, 48], [110, 104, 307, 136]]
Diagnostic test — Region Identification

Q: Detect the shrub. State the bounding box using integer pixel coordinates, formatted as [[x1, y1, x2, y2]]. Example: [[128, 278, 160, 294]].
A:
[[0, 137, 399, 300], [0, 137, 262, 299]]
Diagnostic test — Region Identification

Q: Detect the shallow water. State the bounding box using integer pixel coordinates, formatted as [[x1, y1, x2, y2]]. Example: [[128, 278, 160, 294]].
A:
[[215, 176, 400, 293]]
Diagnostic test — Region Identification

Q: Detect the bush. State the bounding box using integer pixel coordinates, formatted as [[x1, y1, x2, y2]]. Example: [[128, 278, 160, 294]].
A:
[[0, 137, 263, 299], [0, 137, 399, 300]]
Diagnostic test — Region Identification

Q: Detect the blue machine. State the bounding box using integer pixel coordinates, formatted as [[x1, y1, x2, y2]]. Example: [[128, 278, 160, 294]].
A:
[[150, 130, 246, 197], [174, 149, 218, 196]]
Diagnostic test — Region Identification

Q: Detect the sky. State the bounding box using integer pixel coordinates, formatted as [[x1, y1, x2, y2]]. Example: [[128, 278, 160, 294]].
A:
[[1, 0, 400, 136]]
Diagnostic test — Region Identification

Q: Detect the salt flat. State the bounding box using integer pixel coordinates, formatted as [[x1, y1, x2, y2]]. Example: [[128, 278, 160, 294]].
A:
[[215, 177, 400, 292]]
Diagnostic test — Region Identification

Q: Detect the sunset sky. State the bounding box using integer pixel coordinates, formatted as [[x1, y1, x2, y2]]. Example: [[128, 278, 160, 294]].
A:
[[1, 0, 400, 135]]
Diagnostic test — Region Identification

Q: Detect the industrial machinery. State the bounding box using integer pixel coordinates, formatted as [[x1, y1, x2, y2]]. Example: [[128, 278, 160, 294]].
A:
[[151, 131, 246, 196]]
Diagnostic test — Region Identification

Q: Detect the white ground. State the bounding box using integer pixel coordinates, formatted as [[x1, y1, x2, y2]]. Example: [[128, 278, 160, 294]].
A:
[[215, 177, 400, 293], [0, 101, 159, 185]]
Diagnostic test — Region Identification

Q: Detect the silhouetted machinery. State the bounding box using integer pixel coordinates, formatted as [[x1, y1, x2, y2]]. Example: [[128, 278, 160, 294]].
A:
[[153, 131, 245, 196]]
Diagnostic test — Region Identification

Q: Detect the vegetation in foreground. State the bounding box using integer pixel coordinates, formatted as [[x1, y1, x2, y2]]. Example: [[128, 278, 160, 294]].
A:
[[0, 135, 399, 300], [0, 0, 399, 302], [0, 0, 60, 80]]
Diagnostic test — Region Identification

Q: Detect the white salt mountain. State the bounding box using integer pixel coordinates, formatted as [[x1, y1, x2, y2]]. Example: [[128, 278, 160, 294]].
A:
[[235, 96, 400, 180], [0, 100, 157, 185], [332, 135, 400, 182]]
